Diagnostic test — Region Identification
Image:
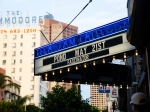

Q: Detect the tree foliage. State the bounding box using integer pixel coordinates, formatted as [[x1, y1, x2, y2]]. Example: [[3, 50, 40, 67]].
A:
[[40, 84, 100, 112], [0, 101, 41, 112], [26, 104, 41, 112], [15, 95, 31, 106], [0, 101, 24, 112]]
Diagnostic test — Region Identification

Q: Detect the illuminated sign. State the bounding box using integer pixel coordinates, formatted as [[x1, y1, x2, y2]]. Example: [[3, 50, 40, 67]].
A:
[[34, 17, 129, 59], [98, 85, 110, 93], [34, 33, 135, 74], [0, 11, 43, 27], [0, 28, 36, 34], [43, 36, 122, 69]]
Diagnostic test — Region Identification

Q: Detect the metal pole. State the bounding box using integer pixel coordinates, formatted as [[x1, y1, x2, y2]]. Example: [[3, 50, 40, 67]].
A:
[[145, 48, 150, 101]]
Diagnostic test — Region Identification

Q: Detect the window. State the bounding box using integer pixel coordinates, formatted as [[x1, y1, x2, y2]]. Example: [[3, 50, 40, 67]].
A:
[[21, 35, 23, 38], [12, 51, 16, 56], [11, 68, 15, 73], [3, 35, 7, 39], [3, 51, 6, 56], [20, 59, 22, 63], [3, 43, 7, 48], [31, 94, 34, 99], [12, 60, 16, 64], [32, 34, 36, 39], [30, 85, 34, 90], [20, 43, 23, 47], [19, 68, 22, 72], [13, 35, 16, 39], [31, 68, 34, 72], [32, 50, 34, 55], [19, 76, 21, 81], [31, 76, 34, 81], [12, 43, 16, 48], [20, 51, 22, 55], [1, 91, 4, 97], [2, 60, 6, 65], [32, 42, 36, 47]]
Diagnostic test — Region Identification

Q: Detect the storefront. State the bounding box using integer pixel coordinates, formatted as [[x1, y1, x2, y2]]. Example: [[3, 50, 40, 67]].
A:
[[127, 0, 150, 102]]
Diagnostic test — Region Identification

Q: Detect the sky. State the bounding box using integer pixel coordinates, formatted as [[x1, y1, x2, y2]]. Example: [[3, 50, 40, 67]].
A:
[[0, 0, 128, 100]]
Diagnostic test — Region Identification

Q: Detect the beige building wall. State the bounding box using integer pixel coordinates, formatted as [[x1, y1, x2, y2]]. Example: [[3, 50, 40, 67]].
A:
[[90, 85, 108, 110], [0, 26, 49, 106]]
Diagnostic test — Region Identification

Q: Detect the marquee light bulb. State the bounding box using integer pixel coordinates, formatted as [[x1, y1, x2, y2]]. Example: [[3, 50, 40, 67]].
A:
[[135, 50, 138, 56], [78, 81, 80, 85], [85, 82, 87, 85], [70, 80, 72, 84], [120, 85, 122, 88], [127, 85, 128, 89], [124, 53, 126, 59], [92, 82, 94, 86], [45, 77, 47, 81], [107, 84, 109, 87], [93, 61, 96, 66], [52, 71, 55, 75], [113, 56, 115, 60], [113, 84, 115, 88], [84, 63, 87, 68], [60, 69, 62, 74], [103, 59, 105, 63], [100, 83, 102, 86], [68, 68, 70, 72], [76, 66, 78, 70], [45, 73, 48, 77]]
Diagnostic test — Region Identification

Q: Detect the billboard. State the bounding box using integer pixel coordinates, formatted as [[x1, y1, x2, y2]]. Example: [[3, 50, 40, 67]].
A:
[[110, 87, 118, 98], [98, 85, 110, 93]]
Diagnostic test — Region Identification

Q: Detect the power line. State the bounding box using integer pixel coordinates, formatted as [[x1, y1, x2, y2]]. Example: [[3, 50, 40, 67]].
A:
[[51, 0, 92, 43], [39, 30, 50, 44]]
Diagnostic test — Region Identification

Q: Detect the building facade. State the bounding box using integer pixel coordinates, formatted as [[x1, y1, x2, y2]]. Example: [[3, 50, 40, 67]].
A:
[[0, 13, 78, 106], [90, 85, 107, 110], [41, 17, 78, 42], [0, 25, 49, 106]]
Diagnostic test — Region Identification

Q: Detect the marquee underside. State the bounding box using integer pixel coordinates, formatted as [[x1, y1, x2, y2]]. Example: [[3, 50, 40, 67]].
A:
[[37, 49, 137, 86]]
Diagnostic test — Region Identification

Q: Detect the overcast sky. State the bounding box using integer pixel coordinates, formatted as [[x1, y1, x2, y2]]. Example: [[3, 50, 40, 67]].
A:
[[0, 0, 128, 100]]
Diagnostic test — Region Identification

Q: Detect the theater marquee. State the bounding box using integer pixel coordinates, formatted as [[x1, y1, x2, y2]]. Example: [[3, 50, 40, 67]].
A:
[[35, 32, 135, 75]]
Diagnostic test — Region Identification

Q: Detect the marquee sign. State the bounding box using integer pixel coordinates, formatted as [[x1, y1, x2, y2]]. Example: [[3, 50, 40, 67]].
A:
[[34, 17, 129, 59], [34, 32, 135, 75], [34, 17, 135, 75]]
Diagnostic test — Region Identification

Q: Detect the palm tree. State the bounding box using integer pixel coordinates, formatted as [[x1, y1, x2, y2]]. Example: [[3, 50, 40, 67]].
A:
[[15, 95, 31, 111], [15, 95, 31, 106]]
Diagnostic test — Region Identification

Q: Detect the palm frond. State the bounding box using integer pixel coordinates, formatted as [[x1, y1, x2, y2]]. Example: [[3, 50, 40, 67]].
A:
[[16, 95, 31, 105]]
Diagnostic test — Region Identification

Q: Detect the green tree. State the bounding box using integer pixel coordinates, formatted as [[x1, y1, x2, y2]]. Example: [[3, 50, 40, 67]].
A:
[[0, 101, 24, 112], [15, 95, 31, 106], [26, 104, 41, 112], [40, 84, 100, 112], [91, 106, 100, 112]]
